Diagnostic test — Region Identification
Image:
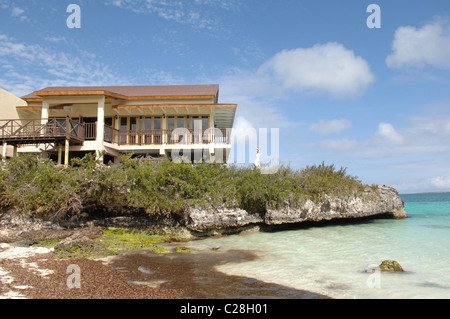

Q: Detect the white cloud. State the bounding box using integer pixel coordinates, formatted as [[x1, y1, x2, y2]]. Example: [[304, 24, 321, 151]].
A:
[[317, 111, 450, 159], [0, 34, 128, 96], [11, 6, 23, 16], [430, 175, 450, 188], [374, 122, 404, 144], [105, 0, 240, 30], [309, 119, 352, 135], [386, 18, 450, 69], [319, 138, 358, 153], [259, 42, 375, 98]]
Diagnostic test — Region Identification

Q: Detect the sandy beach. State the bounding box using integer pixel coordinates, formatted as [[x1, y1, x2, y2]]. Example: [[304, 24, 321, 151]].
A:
[[0, 243, 188, 299]]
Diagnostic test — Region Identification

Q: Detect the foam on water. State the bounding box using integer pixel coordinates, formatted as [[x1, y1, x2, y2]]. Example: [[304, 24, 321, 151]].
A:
[[187, 193, 450, 299]]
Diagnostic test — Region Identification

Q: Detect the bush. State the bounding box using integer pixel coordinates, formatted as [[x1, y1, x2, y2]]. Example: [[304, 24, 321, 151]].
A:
[[0, 155, 371, 221]]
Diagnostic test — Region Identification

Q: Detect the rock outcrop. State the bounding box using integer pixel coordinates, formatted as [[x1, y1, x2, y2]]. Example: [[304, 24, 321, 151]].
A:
[[0, 185, 406, 241], [186, 185, 406, 232]]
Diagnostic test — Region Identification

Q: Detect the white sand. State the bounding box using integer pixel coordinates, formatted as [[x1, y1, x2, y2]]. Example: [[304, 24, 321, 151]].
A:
[[0, 243, 53, 299]]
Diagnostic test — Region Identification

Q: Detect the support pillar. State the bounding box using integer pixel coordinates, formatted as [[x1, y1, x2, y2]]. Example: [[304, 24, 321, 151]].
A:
[[13, 145, 17, 158], [2, 142, 7, 161], [41, 99, 49, 125], [96, 96, 105, 162], [57, 144, 63, 165], [64, 139, 70, 168]]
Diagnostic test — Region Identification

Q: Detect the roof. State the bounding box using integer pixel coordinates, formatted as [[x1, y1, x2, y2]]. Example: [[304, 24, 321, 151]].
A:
[[21, 84, 219, 100]]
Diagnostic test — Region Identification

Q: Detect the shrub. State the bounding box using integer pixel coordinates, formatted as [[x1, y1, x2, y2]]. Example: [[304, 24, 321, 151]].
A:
[[0, 155, 371, 221]]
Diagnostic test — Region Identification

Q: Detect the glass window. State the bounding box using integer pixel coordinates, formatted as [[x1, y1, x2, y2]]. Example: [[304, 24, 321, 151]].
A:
[[130, 117, 137, 130], [177, 117, 184, 129], [145, 117, 152, 130], [120, 117, 127, 131], [202, 116, 209, 130], [105, 117, 113, 126], [168, 116, 175, 130], [192, 116, 200, 130], [154, 117, 161, 130]]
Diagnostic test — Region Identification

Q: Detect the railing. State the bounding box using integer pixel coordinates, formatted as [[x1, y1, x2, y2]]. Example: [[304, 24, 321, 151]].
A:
[[0, 118, 85, 143], [117, 128, 231, 146], [84, 123, 97, 140], [0, 119, 231, 147]]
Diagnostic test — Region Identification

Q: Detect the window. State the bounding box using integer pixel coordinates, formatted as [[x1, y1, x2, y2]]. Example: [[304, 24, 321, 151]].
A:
[[177, 117, 184, 129], [168, 116, 175, 130], [145, 117, 152, 130], [120, 117, 127, 144], [154, 117, 161, 130]]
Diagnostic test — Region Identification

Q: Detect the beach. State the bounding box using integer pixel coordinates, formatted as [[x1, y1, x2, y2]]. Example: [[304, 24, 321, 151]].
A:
[[0, 243, 188, 299], [0, 242, 327, 299]]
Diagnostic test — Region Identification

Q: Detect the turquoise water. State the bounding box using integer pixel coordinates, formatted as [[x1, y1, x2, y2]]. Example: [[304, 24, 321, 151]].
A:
[[187, 193, 450, 299]]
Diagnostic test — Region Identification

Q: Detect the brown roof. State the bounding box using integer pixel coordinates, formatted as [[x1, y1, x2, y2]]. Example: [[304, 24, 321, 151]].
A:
[[21, 84, 219, 100]]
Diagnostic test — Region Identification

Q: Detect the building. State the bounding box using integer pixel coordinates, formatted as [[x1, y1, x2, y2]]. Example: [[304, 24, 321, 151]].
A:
[[0, 85, 236, 165]]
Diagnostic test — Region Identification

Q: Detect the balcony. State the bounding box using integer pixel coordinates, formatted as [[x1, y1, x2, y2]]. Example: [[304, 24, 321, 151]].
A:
[[0, 118, 231, 147], [0, 118, 85, 145]]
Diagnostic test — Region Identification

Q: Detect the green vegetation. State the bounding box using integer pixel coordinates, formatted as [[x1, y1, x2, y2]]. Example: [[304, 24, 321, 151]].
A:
[[0, 154, 375, 221], [36, 228, 187, 259]]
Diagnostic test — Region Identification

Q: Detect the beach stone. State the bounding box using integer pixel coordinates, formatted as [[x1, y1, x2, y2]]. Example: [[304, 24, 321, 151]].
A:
[[379, 260, 404, 272]]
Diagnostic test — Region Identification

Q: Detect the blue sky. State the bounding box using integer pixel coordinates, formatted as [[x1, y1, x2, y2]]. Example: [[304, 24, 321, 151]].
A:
[[1, 0, 450, 193]]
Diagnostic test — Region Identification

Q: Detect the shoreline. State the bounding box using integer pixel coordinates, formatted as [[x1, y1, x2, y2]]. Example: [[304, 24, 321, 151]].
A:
[[0, 241, 329, 299]]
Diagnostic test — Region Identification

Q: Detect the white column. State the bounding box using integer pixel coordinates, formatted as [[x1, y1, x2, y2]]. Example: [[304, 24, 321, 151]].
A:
[[41, 99, 49, 125], [2, 142, 7, 161], [64, 139, 70, 167], [96, 96, 105, 159]]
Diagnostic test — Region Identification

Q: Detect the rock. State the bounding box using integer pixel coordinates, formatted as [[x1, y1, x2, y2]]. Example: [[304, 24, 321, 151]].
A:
[[186, 185, 406, 231], [55, 231, 94, 249], [187, 206, 263, 231], [264, 185, 406, 225], [379, 260, 404, 272]]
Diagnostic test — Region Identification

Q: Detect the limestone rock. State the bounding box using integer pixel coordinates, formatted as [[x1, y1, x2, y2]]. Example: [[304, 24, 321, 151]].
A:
[[379, 260, 405, 272]]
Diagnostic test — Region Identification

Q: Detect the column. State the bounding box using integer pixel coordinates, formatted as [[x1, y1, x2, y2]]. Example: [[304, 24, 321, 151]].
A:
[[2, 142, 7, 161], [57, 144, 63, 165], [96, 96, 105, 161], [41, 99, 49, 125], [64, 139, 70, 167]]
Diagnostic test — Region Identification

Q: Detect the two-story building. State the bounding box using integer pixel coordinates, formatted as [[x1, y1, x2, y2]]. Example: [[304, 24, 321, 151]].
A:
[[0, 84, 236, 165]]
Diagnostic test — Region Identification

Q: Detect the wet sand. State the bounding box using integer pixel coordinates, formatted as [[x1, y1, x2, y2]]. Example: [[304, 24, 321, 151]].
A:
[[0, 243, 328, 299], [104, 248, 328, 299]]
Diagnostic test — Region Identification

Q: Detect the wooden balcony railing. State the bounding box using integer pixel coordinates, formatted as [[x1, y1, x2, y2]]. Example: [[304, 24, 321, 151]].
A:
[[117, 128, 231, 146], [0, 118, 231, 147], [0, 118, 85, 145]]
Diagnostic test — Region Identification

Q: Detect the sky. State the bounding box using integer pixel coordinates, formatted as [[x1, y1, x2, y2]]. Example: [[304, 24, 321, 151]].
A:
[[1, 0, 450, 193]]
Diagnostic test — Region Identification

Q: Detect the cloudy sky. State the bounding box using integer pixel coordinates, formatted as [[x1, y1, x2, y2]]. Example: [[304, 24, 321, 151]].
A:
[[1, 0, 450, 193]]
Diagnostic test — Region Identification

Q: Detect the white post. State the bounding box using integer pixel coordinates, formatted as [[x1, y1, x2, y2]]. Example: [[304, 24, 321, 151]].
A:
[[64, 139, 70, 167], [2, 142, 7, 161], [41, 99, 49, 125], [96, 96, 105, 161]]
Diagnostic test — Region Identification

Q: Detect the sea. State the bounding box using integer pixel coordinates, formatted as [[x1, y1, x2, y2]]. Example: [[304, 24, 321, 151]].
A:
[[184, 192, 450, 299]]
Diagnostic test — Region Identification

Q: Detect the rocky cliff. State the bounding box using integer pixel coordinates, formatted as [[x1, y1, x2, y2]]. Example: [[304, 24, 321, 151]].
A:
[[186, 185, 406, 232], [0, 185, 406, 242]]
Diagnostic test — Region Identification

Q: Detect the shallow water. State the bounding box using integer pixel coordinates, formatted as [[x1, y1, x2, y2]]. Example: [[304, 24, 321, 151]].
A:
[[106, 248, 328, 299], [185, 193, 450, 299]]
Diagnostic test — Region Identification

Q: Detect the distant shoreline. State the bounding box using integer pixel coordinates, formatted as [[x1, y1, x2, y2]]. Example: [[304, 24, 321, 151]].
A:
[[400, 192, 450, 195]]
